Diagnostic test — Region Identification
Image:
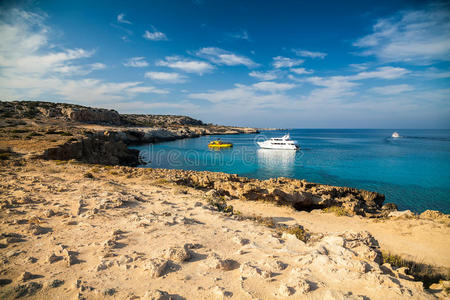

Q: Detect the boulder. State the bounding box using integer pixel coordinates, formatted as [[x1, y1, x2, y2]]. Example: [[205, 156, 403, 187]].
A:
[[388, 210, 415, 219], [144, 258, 168, 278], [163, 245, 191, 263]]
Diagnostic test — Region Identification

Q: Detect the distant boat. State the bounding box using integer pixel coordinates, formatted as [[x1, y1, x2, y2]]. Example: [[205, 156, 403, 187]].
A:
[[391, 132, 400, 138], [257, 134, 299, 150]]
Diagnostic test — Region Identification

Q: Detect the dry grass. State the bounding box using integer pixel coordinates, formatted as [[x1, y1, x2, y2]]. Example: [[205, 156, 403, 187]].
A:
[[382, 251, 450, 289], [282, 225, 309, 242], [323, 206, 350, 217], [207, 196, 234, 214]]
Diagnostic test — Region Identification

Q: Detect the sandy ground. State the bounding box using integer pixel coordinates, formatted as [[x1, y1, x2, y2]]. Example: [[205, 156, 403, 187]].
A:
[[0, 160, 448, 299], [229, 201, 450, 268]]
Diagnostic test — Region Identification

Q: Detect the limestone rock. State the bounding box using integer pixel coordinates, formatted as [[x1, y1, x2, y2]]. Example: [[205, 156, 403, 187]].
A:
[[389, 210, 415, 219], [28, 224, 50, 235], [142, 289, 171, 300], [296, 279, 311, 294], [205, 253, 235, 271], [240, 262, 272, 279], [19, 271, 33, 282], [163, 245, 191, 263], [47, 253, 62, 264], [144, 258, 168, 278], [277, 283, 293, 297], [14, 281, 42, 298], [62, 249, 77, 266], [44, 209, 56, 218], [420, 210, 450, 223], [49, 279, 64, 288]]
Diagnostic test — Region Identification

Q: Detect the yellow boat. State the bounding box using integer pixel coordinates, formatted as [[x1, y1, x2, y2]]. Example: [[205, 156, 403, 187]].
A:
[[208, 140, 233, 148]]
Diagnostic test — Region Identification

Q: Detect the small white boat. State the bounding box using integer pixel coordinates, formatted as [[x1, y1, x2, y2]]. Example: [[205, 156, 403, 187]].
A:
[[257, 134, 299, 150], [391, 132, 400, 138]]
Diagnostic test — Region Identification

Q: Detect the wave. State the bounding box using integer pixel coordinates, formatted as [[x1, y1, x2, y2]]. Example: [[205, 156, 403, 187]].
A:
[[387, 136, 450, 142]]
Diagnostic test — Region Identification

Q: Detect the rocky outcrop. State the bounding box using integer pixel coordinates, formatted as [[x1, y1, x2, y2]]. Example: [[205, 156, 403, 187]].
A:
[[120, 114, 204, 127], [134, 168, 386, 216], [38, 124, 258, 166], [41, 133, 139, 166], [0, 101, 121, 125], [59, 107, 121, 125], [0, 101, 225, 129]]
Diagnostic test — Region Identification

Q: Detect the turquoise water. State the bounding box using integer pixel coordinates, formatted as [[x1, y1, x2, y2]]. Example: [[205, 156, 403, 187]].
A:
[[131, 129, 450, 213]]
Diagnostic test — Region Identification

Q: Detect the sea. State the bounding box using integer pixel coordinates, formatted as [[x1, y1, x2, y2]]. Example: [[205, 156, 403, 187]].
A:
[[131, 129, 450, 214]]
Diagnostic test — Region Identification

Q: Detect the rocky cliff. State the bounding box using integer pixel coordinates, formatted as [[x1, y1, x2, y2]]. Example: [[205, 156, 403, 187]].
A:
[[0, 101, 258, 166], [0, 101, 122, 125], [0, 101, 206, 127]]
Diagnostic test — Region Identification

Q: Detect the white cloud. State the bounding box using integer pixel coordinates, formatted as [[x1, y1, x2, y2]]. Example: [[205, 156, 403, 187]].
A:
[[306, 76, 358, 100], [353, 4, 450, 63], [352, 66, 410, 80], [143, 27, 167, 41], [370, 84, 414, 95], [117, 13, 132, 25], [126, 86, 168, 94], [273, 56, 304, 68], [144, 71, 186, 83], [53, 62, 106, 75], [188, 81, 296, 108], [196, 47, 258, 67], [90, 63, 106, 70], [252, 81, 296, 92], [156, 56, 214, 74], [304, 66, 410, 101], [0, 8, 163, 103], [415, 67, 450, 79], [290, 68, 313, 75], [349, 63, 369, 71], [111, 100, 197, 113], [293, 49, 327, 59], [228, 29, 249, 40], [249, 70, 278, 81], [123, 57, 149, 67]]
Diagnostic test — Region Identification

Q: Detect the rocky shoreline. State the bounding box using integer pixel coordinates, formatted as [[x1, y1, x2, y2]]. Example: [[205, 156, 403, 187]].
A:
[[0, 101, 449, 298], [0, 159, 448, 299], [0, 101, 258, 166]]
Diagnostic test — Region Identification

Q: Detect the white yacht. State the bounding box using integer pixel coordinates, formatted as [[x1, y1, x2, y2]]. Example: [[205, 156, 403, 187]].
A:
[[391, 132, 400, 138], [257, 134, 299, 150]]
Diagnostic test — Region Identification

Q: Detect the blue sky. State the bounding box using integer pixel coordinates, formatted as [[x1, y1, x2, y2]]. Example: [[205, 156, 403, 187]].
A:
[[0, 0, 449, 128]]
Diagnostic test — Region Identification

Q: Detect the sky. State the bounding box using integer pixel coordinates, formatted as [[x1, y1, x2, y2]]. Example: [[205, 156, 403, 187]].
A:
[[0, 0, 449, 128]]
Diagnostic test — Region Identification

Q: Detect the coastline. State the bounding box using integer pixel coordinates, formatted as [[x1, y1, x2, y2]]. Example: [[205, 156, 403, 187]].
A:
[[0, 101, 449, 298], [0, 158, 448, 299]]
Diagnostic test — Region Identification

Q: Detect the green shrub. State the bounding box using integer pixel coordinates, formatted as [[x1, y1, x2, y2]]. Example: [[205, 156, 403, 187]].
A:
[[207, 196, 234, 214], [323, 206, 350, 217], [153, 178, 169, 185], [382, 252, 449, 289], [283, 225, 309, 242]]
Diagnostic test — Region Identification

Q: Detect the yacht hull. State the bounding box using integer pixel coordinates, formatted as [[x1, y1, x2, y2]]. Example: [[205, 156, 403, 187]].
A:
[[257, 142, 299, 150]]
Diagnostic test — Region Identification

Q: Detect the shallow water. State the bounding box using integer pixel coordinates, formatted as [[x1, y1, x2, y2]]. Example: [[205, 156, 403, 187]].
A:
[[131, 129, 450, 213]]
